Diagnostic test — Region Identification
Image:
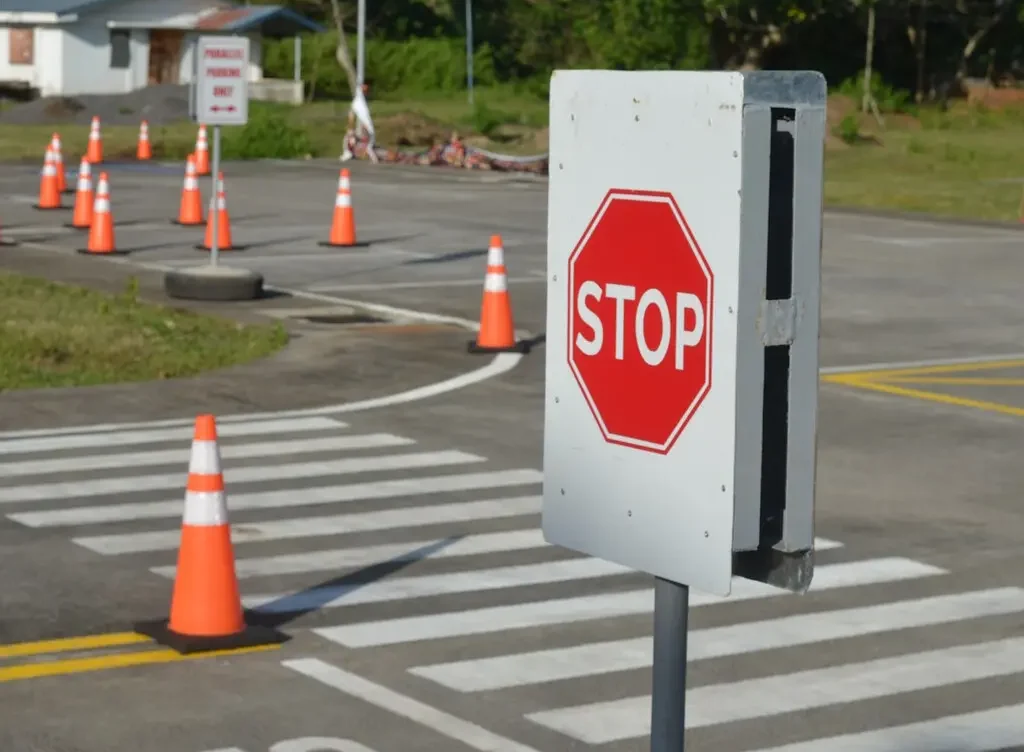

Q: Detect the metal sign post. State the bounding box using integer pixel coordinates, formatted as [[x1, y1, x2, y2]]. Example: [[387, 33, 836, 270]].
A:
[[542, 70, 827, 750], [209, 125, 221, 266], [193, 34, 250, 268], [650, 578, 688, 749]]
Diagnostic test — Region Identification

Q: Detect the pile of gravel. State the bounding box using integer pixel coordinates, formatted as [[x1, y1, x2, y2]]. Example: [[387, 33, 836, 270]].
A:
[[0, 84, 192, 126]]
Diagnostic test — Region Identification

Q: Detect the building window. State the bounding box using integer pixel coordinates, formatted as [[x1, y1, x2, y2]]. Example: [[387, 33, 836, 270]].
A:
[[110, 30, 130, 68], [9, 28, 34, 65]]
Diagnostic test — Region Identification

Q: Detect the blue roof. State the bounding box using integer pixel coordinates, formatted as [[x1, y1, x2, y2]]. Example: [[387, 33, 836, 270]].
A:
[[196, 5, 324, 36]]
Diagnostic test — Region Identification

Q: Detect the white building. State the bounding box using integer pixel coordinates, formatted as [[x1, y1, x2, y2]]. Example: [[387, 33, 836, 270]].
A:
[[0, 0, 321, 100]]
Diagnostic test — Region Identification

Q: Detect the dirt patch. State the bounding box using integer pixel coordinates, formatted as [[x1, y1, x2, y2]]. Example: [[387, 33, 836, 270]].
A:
[[376, 111, 454, 148], [0, 84, 191, 126]]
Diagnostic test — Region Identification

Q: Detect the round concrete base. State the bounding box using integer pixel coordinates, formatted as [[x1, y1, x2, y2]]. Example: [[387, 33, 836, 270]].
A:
[[164, 264, 264, 301]]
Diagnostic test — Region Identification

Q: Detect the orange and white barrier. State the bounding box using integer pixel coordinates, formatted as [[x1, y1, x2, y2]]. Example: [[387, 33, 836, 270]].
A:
[[133, 415, 287, 653], [174, 154, 204, 226], [69, 158, 94, 229], [86, 115, 103, 164], [468, 234, 530, 354], [77, 171, 119, 255], [319, 168, 366, 248], [34, 147, 62, 210], [136, 120, 152, 160]]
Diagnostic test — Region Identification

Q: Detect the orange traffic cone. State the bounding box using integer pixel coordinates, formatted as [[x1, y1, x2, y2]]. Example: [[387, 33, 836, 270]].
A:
[[136, 120, 152, 160], [194, 125, 210, 175], [468, 234, 530, 354], [50, 133, 69, 194], [196, 172, 245, 251], [34, 147, 62, 210], [133, 415, 287, 654], [67, 158, 94, 229], [318, 168, 368, 248], [86, 116, 103, 164], [77, 172, 123, 255], [173, 154, 204, 226]]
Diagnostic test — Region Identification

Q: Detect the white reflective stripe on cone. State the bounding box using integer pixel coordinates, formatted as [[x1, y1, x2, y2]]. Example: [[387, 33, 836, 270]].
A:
[[484, 273, 508, 293], [183, 490, 228, 526], [336, 192, 351, 208], [188, 440, 221, 475], [487, 245, 504, 266], [93, 198, 110, 213]]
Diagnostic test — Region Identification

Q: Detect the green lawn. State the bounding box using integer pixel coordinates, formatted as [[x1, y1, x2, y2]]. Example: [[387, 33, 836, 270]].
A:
[[0, 274, 287, 390], [2, 88, 1023, 222], [825, 100, 1024, 222]]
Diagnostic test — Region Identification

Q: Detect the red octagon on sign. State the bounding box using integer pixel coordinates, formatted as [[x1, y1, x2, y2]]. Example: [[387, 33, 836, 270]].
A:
[[567, 189, 713, 454]]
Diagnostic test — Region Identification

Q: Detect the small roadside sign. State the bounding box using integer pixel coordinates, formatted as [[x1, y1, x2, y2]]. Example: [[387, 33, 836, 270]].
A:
[[194, 35, 250, 126]]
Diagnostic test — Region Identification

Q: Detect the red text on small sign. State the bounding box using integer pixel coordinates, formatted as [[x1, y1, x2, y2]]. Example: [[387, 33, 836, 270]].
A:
[[205, 48, 244, 60], [213, 86, 234, 97], [205, 67, 242, 78]]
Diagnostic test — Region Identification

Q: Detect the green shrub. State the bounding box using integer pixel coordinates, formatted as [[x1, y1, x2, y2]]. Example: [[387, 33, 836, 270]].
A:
[[836, 114, 860, 144], [470, 101, 507, 136], [836, 72, 913, 114], [220, 104, 314, 158]]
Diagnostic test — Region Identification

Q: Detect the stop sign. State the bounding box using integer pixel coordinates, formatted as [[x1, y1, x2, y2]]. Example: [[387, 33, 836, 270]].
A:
[[568, 189, 713, 454]]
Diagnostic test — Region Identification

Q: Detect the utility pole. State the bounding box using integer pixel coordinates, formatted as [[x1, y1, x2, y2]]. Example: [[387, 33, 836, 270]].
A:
[[861, 0, 884, 128], [356, 0, 366, 88], [862, 0, 875, 113], [466, 0, 474, 106], [916, 0, 928, 103]]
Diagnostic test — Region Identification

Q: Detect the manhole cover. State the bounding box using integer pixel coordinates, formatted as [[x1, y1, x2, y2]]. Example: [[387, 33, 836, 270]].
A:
[[301, 312, 387, 325]]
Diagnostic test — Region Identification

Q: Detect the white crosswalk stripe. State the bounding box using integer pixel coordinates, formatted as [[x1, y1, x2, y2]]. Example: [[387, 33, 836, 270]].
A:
[[0, 413, 1021, 750]]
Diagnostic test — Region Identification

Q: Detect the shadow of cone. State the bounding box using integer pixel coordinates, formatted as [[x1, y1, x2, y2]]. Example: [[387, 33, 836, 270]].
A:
[[318, 168, 370, 248], [135, 415, 288, 655], [468, 234, 532, 354]]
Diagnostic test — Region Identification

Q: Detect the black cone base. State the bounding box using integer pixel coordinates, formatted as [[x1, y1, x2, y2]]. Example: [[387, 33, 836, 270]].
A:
[[467, 339, 533, 355], [134, 618, 289, 656], [317, 240, 371, 249]]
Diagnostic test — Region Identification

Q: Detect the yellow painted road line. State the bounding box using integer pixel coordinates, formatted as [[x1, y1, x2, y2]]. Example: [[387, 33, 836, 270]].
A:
[[879, 376, 1024, 387], [826, 358, 1024, 382], [826, 377, 1024, 419], [0, 643, 280, 683], [0, 632, 150, 659]]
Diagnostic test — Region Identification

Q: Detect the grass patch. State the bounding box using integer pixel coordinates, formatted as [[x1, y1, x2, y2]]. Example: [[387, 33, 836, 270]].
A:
[[3, 88, 1024, 221], [0, 273, 288, 390], [826, 99, 1024, 222], [0, 87, 550, 162]]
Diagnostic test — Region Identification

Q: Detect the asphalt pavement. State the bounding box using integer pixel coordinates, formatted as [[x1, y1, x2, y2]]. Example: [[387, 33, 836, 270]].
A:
[[1, 157, 1024, 752]]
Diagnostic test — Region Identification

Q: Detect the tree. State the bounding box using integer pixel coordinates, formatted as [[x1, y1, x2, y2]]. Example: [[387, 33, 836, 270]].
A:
[[326, 0, 358, 96], [701, 0, 829, 68]]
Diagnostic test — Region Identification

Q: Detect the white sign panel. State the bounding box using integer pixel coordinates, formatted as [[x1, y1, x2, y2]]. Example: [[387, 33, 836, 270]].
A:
[[541, 70, 825, 596], [195, 35, 250, 126]]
